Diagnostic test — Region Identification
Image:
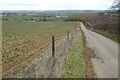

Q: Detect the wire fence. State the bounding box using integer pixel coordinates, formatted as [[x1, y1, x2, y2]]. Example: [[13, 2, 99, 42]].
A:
[[3, 26, 79, 78]]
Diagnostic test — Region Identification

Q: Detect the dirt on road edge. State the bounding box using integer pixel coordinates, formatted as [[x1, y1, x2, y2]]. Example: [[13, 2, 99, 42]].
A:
[[81, 27, 96, 78]]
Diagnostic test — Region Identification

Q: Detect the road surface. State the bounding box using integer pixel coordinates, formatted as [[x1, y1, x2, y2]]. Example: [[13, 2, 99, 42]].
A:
[[80, 22, 118, 78]]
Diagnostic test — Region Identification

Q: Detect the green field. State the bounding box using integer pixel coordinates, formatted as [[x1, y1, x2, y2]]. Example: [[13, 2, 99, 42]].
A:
[[2, 20, 77, 73]]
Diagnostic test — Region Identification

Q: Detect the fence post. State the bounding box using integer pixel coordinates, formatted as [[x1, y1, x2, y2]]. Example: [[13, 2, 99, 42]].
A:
[[52, 35, 55, 57], [67, 30, 69, 40]]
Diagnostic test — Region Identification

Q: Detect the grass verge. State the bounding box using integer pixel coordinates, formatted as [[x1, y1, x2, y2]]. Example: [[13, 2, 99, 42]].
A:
[[90, 29, 120, 43], [61, 30, 84, 78]]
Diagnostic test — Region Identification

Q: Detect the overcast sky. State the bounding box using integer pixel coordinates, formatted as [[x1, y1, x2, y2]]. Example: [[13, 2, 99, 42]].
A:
[[0, 0, 114, 10]]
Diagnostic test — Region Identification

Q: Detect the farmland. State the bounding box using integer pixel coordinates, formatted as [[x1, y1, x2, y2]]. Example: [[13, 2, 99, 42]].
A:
[[2, 18, 77, 74]]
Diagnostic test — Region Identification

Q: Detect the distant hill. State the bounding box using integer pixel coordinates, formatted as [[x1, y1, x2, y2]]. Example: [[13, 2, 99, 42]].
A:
[[2, 10, 105, 15]]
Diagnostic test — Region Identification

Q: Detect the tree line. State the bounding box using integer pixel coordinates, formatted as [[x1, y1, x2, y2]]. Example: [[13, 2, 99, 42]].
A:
[[64, 0, 119, 35]]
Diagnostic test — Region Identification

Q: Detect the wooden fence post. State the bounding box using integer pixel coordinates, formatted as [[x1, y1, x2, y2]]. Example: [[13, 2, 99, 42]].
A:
[[52, 35, 55, 57], [67, 30, 69, 40]]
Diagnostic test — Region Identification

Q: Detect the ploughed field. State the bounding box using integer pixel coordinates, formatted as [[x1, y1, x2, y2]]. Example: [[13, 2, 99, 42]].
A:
[[2, 20, 77, 73]]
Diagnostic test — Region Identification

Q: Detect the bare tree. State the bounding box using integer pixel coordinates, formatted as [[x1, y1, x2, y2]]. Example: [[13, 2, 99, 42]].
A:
[[110, 0, 120, 10]]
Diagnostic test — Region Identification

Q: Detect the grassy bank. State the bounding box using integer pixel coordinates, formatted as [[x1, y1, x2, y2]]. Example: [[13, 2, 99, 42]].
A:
[[83, 22, 120, 43], [61, 30, 84, 78], [90, 29, 120, 43]]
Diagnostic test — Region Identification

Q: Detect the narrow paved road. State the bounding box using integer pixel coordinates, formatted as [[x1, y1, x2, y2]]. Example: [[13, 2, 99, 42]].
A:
[[80, 22, 118, 78]]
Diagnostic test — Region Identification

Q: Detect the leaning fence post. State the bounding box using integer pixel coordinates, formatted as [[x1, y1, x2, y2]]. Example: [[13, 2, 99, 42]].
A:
[[52, 35, 55, 57]]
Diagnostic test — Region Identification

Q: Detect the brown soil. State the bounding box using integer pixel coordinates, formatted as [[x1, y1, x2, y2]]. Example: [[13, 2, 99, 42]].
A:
[[81, 28, 96, 78]]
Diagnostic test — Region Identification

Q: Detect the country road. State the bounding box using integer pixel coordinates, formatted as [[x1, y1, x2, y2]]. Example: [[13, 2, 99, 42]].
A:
[[80, 22, 118, 78]]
